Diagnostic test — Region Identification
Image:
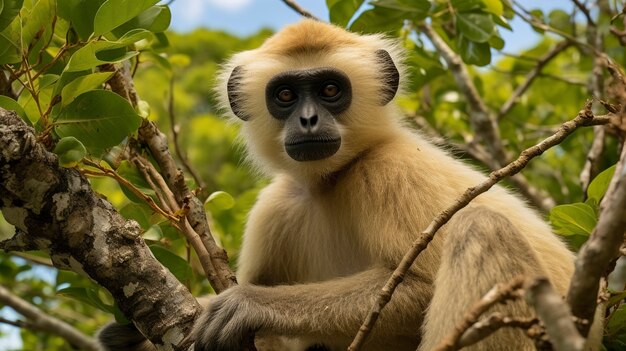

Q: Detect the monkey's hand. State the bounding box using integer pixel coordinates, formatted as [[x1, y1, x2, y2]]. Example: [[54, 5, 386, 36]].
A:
[[192, 285, 274, 351]]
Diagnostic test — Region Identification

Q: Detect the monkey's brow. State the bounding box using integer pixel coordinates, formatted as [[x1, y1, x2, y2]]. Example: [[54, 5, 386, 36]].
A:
[[269, 67, 347, 82]]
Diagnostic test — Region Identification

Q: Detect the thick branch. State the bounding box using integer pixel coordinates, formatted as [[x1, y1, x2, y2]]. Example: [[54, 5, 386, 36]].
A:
[[567, 133, 626, 336], [527, 278, 585, 351], [348, 110, 615, 350], [0, 284, 100, 351], [0, 109, 200, 350]]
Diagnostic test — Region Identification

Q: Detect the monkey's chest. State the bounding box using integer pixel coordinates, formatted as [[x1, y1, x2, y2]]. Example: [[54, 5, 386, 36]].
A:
[[276, 200, 370, 283]]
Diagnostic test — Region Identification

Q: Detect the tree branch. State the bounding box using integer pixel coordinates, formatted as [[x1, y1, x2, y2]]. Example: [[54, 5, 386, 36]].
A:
[[497, 40, 572, 120], [105, 63, 237, 293], [432, 276, 525, 351], [347, 108, 615, 351], [567, 118, 626, 336], [571, 0, 596, 26], [0, 284, 100, 351], [457, 314, 538, 349], [280, 0, 321, 20], [168, 77, 206, 193], [419, 24, 508, 165], [526, 277, 585, 351], [0, 109, 200, 350]]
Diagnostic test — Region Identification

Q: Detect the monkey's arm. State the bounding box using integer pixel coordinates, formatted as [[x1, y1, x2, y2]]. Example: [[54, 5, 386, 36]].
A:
[[192, 267, 430, 351]]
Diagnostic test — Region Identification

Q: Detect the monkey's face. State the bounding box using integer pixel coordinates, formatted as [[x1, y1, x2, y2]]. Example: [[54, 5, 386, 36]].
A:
[[220, 20, 403, 176], [263, 68, 351, 162]]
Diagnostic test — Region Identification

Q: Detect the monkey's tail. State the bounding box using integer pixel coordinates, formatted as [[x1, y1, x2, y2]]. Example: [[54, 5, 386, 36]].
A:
[[97, 322, 156, 351]]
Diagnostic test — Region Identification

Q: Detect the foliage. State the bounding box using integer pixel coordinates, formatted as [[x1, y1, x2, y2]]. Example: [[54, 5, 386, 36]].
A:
[[0, 0, 625, 349]]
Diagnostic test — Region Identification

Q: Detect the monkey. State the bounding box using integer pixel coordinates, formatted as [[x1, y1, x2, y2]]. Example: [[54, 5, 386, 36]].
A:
[[99, 20, 597, 351], [189, 19, 597, 351]]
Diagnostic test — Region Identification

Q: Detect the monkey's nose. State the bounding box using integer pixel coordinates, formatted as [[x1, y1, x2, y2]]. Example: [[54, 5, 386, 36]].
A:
[[299, 115, 319, 131]]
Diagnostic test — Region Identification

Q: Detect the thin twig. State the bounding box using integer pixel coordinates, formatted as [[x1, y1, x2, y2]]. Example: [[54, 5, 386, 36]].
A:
[[571, 0, 596, 26], [419, 23, 556, 211], [580, 27, 607, 198], [458, 313, 539, 349], [0, 316, 30, 329], [133, 156, 224, 292], [419, 24, 508, 165], [168, 77, 205, 191], [105, 62, 237, 292], [498, 41, 572, 120], [347, 109, 615, 351], [280, 0, 321, 20], [432, 276, 526, 351], [81, 159, 179, 222], [510, 1, 590, 50], [10, 252, 54, 267]]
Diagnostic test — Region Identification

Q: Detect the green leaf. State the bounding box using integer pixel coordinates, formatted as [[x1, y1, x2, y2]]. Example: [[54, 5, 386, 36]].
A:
[[65, 41, 138, 72], [111, 5, 171, 36], [548, 9, 570, 34], [549, 203, 597, 236], [0, 0, 23, 31], [119, 202, 152, 228], [61, 72, 114, 106], [205, 191, 235, 211], [0, 17, 21, 64], [488, 32, 504, 50], [93, 0, 159, 36], [451, 0, 484, 12], [149, 245, 193, 283], [53, 137, 86, 167], [57, 0, 106, 40], [17, 82, 53, 124], [456, 34, 491, 66], [57, 287, 114, 313], [492, 14, 512, 31], [21, 0, 55, 47], [606, 305, 626, 346], [143, 224, 162, 241], [456, 12, 495, 43], [54, 90, 141, 152], [349, 7, 405, 33], [370, 0, 430, 14], [482, 0, 502, 16], [587, 165, 616, 204], [116, 160, 157, 203], [0, 96, 29, 125], [326, 0, 364, 27]]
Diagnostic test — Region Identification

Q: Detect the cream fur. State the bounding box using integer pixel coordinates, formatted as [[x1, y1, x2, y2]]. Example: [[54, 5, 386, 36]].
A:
[[201, 20, 596, 351]]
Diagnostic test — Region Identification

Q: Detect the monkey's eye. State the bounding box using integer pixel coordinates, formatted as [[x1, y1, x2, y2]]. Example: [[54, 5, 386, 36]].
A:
[[276, 88, 296, 103], [321, 84, 340, 98]]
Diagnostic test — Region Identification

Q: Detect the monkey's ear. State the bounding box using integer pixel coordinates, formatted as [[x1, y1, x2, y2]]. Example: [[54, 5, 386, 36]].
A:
[[375, 49, 400, 105], [227, 65, 249, 120]]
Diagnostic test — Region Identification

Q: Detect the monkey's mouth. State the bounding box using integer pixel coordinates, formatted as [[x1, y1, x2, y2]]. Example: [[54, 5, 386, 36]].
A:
[[284, 138, 341, 162]]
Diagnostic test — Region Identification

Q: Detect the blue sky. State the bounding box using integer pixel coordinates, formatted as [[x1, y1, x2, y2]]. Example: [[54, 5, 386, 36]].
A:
[[168, 0, 577, 53]]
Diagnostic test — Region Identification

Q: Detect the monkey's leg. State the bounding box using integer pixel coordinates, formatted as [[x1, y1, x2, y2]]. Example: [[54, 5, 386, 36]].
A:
[[419, 206, 544, 351]]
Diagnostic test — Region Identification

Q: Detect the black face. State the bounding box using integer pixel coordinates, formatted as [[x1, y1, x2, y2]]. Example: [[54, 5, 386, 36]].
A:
[[226, 50, 399, 162], [264, 68, 352, 162]]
